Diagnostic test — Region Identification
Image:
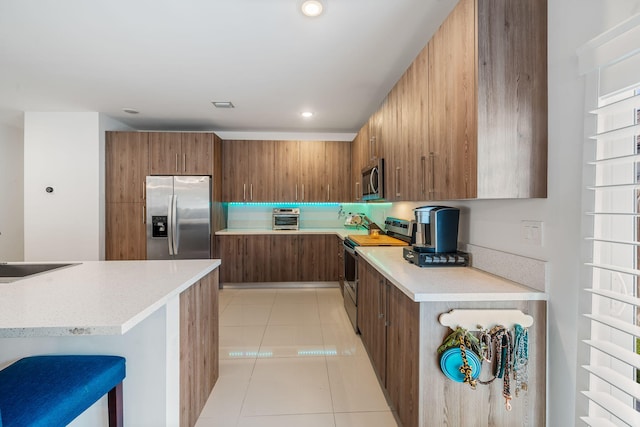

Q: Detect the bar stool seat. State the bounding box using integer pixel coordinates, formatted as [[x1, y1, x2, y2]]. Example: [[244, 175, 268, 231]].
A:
[[0, 355, 126, 427]]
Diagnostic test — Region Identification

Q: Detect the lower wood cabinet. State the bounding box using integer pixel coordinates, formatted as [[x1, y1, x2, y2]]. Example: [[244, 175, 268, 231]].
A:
[[179, 268, 219, 427], [105, 202, 146, 260], [357, 260, 418, 427], [357, 257, 546, 427], [217, 234, 340, 284]]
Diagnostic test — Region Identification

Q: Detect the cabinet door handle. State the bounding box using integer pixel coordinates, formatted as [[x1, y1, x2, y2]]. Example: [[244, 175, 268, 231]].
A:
[[295, 184, 298, 201], [377, 279, 384, 319], [250, 184, 253, 201], [175, 153, 179, 173], [327, 184, 330, 202], [355, 181, 360, 201], [421, 156, 426, 196], [395, 166, 401, 197], [429, 152, 436, 196], [243, 183, 246, 201], [302, 184, 305, 201], [183, 154, 186, 173], [370, 136, 376, 161]]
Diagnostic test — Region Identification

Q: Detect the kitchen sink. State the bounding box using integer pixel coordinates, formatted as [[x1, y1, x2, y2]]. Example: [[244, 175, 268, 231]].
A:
[[0, 263, 79, 283]]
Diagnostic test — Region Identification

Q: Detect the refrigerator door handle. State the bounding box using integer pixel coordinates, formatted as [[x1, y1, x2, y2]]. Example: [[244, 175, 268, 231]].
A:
[[167, 195, 175, 256], [172, 194, 179, 255]]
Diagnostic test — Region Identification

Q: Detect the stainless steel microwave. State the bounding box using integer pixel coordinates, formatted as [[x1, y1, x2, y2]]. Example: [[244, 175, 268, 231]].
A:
[[362, 159, 384, 201]]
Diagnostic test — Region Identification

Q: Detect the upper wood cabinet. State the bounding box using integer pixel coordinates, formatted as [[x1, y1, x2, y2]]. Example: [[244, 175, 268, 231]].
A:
[[351, 122, 368, 201], [224, 140, 351, 202], [106, 132, 149, 203], [428, 0, 547, 199], [325, 141, 351, 202], [223, 140, 275, 202], [149, 132, 213, 175], [363, 0, 546, 201]]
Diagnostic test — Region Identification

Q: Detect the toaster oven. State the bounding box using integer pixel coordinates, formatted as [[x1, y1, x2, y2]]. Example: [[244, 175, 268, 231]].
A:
[[272, 208, 300, 230]]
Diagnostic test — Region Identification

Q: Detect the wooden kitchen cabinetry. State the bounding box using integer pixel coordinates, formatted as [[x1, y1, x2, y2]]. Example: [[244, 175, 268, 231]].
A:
[[105, 203, 146, 260], [358, 0, 546, 202], [217, 234, 339, 284], [106, 132, 149, 203], [427, 0, 547, 199], [357, 261, 419, 427], [351, 122, 368, 201], [149, 132, 213, 176], [222, 140, 275, 202], [357, 256, 546, 427], [325, 141, 351, 202], [106, 131, 222, 261], [105, 132, 149, 260], [224, 140, 351, 203]]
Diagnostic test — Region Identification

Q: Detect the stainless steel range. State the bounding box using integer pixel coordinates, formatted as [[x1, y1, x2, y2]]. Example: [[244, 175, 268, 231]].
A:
[[342, 217, 414, 333]]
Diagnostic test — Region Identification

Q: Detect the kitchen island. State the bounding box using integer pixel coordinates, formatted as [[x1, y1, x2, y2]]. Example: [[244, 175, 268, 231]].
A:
[[355, 246, 547, 427], [0, 259, 221, 427]]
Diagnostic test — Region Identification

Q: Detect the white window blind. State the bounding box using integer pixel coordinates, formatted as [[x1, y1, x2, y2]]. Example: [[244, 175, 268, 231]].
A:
[[579, 14, 640, 427]]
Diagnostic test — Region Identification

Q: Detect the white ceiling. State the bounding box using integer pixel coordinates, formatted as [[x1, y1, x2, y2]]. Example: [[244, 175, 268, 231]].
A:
[[0, 0, 455, 136]]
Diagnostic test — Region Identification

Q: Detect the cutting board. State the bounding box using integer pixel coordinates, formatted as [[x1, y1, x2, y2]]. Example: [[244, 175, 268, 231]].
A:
[[347, 234, 408, 246]]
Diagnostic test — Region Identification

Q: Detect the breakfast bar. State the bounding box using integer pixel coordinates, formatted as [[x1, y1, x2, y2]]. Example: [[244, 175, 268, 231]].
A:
[[0, 259, 221, 427]]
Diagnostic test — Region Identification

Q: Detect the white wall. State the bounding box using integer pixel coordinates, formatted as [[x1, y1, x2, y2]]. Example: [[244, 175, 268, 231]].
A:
[[23, 113, 131, 261], [0, 114, 24, 261], [24, 113, 103, 261]]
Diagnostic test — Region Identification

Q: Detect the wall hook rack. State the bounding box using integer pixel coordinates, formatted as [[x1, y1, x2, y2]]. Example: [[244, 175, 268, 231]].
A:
[[438, 309, 533, 331]]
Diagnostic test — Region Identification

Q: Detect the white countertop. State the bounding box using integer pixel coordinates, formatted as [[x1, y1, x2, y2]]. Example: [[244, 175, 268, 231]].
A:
[[356, 247, 547, 302], [0, 259, 220, 337], [215, 228, 370, 239]]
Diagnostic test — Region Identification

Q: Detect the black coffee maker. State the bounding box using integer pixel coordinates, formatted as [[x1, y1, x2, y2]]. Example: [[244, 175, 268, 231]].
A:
[[403, 206, 468, 267], [413, 206, 459, 253]]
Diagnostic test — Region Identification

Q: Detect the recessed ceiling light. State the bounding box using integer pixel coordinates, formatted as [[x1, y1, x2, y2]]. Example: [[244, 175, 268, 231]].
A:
[[212, 101, 235, 109], [301, 0, 323, 17], [122, 108, 139, 114], [301, 111, 314, 118]]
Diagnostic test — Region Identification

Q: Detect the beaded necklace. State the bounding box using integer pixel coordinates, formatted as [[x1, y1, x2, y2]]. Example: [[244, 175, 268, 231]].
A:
[[513, 324, 529, 396]]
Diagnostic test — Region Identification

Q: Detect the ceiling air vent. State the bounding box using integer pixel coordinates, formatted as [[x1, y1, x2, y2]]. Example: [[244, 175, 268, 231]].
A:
[[211, 101, 235, 109]]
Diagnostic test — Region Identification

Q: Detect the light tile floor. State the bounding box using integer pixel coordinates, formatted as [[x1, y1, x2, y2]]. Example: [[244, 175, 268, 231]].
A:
[[195, 287, 399, 427]]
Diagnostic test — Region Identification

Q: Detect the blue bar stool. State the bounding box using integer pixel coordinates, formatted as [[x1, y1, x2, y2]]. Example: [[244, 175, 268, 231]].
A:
[[0, 355, 126, 427]]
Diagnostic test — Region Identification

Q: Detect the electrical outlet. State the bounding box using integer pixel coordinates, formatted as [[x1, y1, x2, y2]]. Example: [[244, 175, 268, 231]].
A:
[[521, 220, 543, 246]]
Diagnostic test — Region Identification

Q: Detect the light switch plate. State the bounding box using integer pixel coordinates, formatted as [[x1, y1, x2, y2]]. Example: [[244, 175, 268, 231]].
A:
[[521, 220, 543, 246]]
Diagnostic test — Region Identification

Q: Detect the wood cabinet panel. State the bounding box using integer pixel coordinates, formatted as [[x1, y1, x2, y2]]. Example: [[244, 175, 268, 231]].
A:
[[475, 0, 547, 198], [351, 123, 368, 201], [182, 133, 213, 175], [180, 269, 219, 427], [106, 132, 149, 203], [428, 0, 477, 200], [269, 235, 300, 282], [387, 283, 420, 427], [105, 202, 146, 260], [150, 132, 213, 176], [326, 141, 351, 202], [358, 262, 387, 384], [243, 235, 271, 282], [299, 142, 326, 202], [419, 299, 546, 427], [218, 235, 244, 283], [274, 141, 300, 201], [248, 141, 275, 202], [149, 132, 182, 175], [222, 140, 275, 202], [298, 234, 328, 281]]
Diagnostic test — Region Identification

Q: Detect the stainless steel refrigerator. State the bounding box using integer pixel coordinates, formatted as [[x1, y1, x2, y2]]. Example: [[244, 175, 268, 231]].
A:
[[146, 176, 211, 260]]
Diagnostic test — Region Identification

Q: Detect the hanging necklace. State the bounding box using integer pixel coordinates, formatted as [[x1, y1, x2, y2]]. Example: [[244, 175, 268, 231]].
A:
[[513, 324, 529, 397]]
